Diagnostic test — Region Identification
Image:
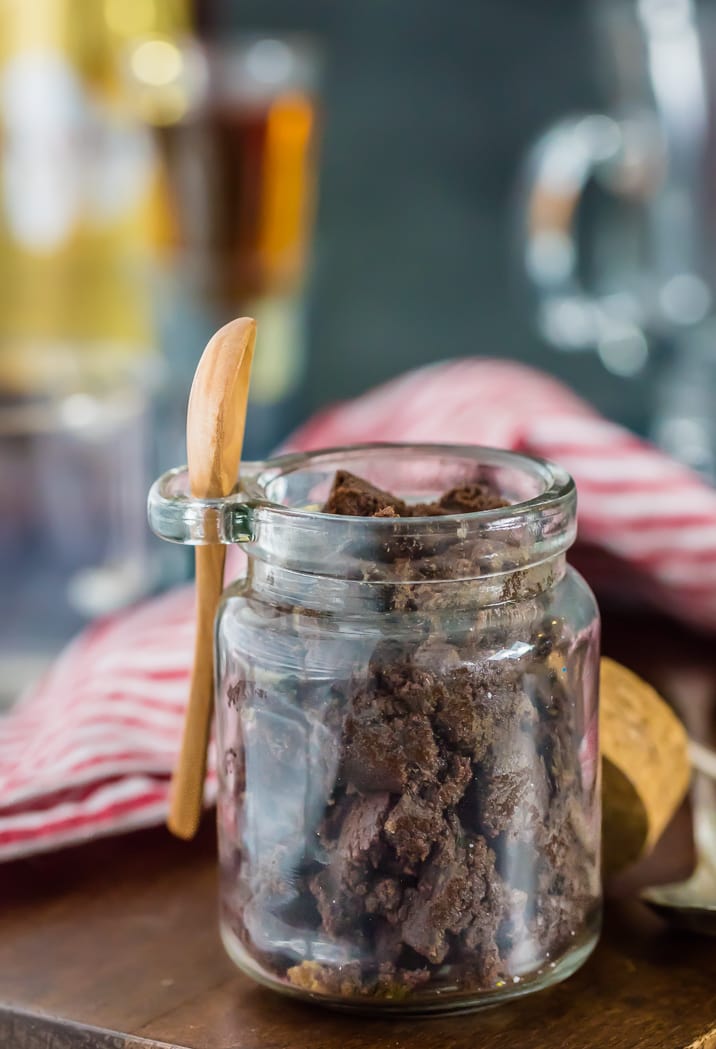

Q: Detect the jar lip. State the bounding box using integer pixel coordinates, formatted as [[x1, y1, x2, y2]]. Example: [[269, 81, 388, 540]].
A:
[[149, 442, 578, 568], [242, 442, 575, 525]]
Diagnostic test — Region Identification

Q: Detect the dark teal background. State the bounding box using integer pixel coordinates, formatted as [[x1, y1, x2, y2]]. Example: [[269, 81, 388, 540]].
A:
[[199, 1, 674, 435]]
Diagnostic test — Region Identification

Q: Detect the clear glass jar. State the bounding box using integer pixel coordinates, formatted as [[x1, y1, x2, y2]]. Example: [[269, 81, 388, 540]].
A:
[[149, 443, 601, 1015]]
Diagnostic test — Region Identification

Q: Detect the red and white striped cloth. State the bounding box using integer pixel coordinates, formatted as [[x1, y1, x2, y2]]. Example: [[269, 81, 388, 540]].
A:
[[2, 358, 716, 861]]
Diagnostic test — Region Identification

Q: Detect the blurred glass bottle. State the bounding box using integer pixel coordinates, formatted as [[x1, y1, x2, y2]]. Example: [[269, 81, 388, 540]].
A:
[[0, 0, 176, 705], [0, 0, 164, 367], [121, 22, 323, 459]]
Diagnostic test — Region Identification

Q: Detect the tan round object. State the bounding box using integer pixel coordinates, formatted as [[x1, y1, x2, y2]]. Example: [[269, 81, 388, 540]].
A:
[[600, 657, 691, 876]]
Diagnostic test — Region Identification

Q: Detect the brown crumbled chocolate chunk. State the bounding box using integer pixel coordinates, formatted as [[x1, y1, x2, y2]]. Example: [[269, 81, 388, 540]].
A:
[[369, 646, 444, 715], [286, 958, 433, 999], [401, 829, 496, 964], [406, 485, 507, 518], [366, 877, 403, 916], [322, 470, 407, 517], [340, 792, 392, 861], [479, 758, 548, 844], [407, 501, 456, 517], [343, 709, 439, 795], [437, 483, 508, 514], [227, 680, 247, 708], [384, 794, 444, 866], [461, 839, 503, 962], [287, 959, 364, 996], [311, 793, 391, 934], [413, 639, 461, 668], [432, 668, 490, 757], [321, 470, 506, 520], [435, 753, 472, 807], [372, 919, 404, 963]]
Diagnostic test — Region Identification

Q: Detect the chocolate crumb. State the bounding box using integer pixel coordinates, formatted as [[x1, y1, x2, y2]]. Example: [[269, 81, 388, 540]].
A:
[[322, 470, 407, 517]]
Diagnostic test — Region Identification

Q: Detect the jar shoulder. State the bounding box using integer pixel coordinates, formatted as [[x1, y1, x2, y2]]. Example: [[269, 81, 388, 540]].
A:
[[215, 567, 600, 682], [560, 565, 601, 632]]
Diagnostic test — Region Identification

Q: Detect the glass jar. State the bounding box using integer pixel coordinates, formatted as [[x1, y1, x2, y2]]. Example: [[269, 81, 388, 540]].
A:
[[149, 443, 601, 1015]]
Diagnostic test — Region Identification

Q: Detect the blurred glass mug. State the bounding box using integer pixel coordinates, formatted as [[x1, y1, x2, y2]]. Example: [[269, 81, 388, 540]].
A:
[[521, 0, 716, 376]]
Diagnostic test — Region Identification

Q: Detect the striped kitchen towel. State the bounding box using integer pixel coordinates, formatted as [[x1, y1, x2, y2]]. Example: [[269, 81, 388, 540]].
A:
[[1, 357, 715, 861]]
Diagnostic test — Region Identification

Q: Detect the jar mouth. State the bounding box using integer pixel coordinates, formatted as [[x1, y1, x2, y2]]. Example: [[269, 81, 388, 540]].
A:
[[149, 443, 577, 588], [241, 442, 574, 525]]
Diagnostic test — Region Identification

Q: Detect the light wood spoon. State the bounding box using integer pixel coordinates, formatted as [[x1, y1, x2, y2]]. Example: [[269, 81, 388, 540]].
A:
[[168, 317, 257, 840]]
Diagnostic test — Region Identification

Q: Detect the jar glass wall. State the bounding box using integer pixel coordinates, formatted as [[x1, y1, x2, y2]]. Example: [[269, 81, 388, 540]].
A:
[[150, 444, 601, 1014]]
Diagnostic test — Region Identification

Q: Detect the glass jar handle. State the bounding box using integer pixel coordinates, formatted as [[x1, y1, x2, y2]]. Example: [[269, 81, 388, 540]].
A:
[[147, 465, 261, 545], [521, 112, 661, 356]]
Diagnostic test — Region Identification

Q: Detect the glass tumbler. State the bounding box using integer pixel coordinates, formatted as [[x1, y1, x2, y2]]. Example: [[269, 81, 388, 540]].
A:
[[0, 361, 153, 708], [149, 443, 601, 1014]]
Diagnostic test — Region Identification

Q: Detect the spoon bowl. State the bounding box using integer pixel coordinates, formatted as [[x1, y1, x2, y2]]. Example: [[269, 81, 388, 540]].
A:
[[642, 841, 716, 934], [641, 749, 716, 934]]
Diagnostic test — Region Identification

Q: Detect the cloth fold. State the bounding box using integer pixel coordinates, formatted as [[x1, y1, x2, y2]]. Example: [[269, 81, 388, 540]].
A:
[[2, 358, 716, 861]]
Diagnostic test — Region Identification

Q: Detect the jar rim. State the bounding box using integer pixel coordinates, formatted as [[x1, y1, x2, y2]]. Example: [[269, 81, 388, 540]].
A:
[[242, 442, 575, 525], [148, 442, 577, 573]]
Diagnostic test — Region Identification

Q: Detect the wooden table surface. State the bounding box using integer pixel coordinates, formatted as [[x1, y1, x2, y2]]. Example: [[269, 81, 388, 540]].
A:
[[2, 611, 716, 1049]]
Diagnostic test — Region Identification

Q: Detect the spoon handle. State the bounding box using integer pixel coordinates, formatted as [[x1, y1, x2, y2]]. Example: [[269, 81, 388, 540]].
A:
[[168, 545, 225, 839], [168, 317, 256, 841]]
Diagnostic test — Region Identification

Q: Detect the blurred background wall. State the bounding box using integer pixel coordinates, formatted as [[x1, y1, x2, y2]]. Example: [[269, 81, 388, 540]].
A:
[[207, 0, 638, 426], [3, 0, 716, 703]]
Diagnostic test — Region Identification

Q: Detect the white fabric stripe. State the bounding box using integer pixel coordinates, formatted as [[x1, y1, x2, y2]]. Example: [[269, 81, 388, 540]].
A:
[[2, 696, 185, 756], [579, 488, 716, 517], [87, 626, 194, 659], [12, 720, 174, 764], [2, 753, 219, 811], [649, 561, 716, 584], [565, 457, 696, 483], [0, 775, 164, 830], [0, 708, 185, 766], [0, 700, 187, 759], [0, 802, 171, 862], [526, 417, 633, 443], [24, 722, 178, 762], [603, 525, 716, 555], [40, 695, 185, 726], [90, 646, 193, 673], [0, 761, 175, 808], [41, 676, 189, 702], [0, 770, 217, 862]]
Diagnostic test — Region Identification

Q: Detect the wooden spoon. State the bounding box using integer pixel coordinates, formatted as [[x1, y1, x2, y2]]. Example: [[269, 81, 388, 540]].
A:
[[168, 317, 257, 840]]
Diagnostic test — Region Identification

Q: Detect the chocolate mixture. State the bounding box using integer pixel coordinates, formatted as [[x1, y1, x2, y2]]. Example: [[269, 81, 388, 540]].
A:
[[221, 471, 598, 1002], [322, 470, 508, 517]]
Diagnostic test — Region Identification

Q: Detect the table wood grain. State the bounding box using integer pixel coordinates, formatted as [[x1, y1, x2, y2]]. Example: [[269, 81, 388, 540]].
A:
[[1, 612, 715, 1049]]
